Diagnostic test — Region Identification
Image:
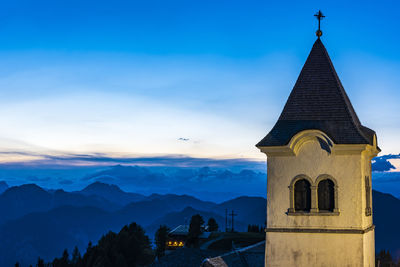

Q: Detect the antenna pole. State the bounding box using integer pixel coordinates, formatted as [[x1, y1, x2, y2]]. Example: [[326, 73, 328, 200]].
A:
[[225, 209, 228, 232], [229, 210, 237, 232]]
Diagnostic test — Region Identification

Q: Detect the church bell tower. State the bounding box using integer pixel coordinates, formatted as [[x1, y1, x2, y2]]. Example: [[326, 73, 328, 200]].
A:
[[257, 11, 379, 267]]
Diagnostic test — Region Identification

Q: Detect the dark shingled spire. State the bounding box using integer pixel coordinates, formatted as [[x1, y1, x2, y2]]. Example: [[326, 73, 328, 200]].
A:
[[257, 38, 376, 147]]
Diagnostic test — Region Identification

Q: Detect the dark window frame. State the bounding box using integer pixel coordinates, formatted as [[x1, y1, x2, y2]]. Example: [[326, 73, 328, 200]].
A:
[[317, 179, 335, 212], [294, 179, 311, 212]]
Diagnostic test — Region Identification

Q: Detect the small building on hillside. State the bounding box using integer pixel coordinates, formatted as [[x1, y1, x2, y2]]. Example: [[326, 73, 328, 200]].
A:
[[166, 225, 211, 250]]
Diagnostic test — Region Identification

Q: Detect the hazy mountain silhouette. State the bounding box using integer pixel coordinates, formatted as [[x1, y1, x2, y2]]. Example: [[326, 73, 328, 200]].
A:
[[146, 193, 216, 211], [79, 181, 145, 205], [0, 183, 266, 266], [0, 182, 216, 227], [53, 189, 119, 211], [373, 190, 400, 259], [0, 206, 117, 266], [114, 194, 216, 227], [0, 181, 8, 194], [0, 184, 52, 225], [82, 165, 267, 202], [0, 183, 398, 265], [0, 183, 118, 225], [372, 172, 400, 199]]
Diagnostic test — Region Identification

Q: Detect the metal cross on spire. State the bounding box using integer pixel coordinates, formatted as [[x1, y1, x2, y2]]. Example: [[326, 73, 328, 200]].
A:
[[314, 10, 325, 38]]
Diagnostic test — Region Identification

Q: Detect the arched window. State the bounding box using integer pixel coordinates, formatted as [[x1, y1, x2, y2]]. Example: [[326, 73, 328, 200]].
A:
[[318, 179, 335, 211], [294, 179, 311, 212]]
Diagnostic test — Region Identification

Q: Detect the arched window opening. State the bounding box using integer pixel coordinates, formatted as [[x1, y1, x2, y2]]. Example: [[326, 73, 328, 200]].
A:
[[318, 179, 335, 211], [294, 179, 311, 212]]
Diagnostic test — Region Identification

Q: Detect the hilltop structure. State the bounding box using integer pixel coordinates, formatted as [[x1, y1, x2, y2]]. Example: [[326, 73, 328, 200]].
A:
[[257, 12, 380, 266]]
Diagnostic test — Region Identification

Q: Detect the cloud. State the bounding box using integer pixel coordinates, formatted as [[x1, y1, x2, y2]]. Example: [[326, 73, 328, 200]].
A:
[[0, 151, 266, 170], [372, 158, 396, 172]]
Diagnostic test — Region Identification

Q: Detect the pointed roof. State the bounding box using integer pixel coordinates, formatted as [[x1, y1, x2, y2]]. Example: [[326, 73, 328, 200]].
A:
[[257, 38, 376, 147]]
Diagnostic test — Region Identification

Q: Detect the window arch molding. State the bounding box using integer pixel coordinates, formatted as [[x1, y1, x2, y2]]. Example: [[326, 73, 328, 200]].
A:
[[287, 129, 334, 156], [315, 174, 339, 213], [288, 174, 313, 213]]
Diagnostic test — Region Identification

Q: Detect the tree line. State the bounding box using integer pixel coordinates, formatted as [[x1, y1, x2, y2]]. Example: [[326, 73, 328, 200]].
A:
[[16, 222, 154, 267], [15, 214, 219, 267], [376, 250, 400, 267]]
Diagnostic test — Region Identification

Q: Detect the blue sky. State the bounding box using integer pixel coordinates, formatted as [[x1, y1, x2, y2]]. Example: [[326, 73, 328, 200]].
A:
[[0, 0, 399, 164]]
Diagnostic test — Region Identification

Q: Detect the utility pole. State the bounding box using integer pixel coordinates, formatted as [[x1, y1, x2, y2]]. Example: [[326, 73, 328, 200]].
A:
[[225, 209, 228, 232], [229, 210, 237, 232]]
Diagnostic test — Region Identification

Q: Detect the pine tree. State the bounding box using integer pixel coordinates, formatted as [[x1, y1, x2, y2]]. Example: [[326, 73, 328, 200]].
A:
[[187, 214, 204, 247], [71, 246, 81, 265], [376, 249, 395, 267], [36, 257, 45, 267], [48, 222, 155, 267], [207, 218, 218, 232], [155, 225, 170, 259], [62, 249, 69, 265], [80, 222, 154, 266]]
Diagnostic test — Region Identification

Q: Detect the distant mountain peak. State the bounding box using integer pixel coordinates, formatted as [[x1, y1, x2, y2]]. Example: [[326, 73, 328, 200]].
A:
[[5, 183, 47, 194], [79, 181, 145, 205], [82, 182, 123, 193]]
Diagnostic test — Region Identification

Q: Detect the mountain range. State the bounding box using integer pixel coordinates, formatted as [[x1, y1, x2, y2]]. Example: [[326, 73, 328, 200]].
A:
[[0, 181, 398, 266], [1, 158, 399, 201], [0, 182, 265, 266]]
